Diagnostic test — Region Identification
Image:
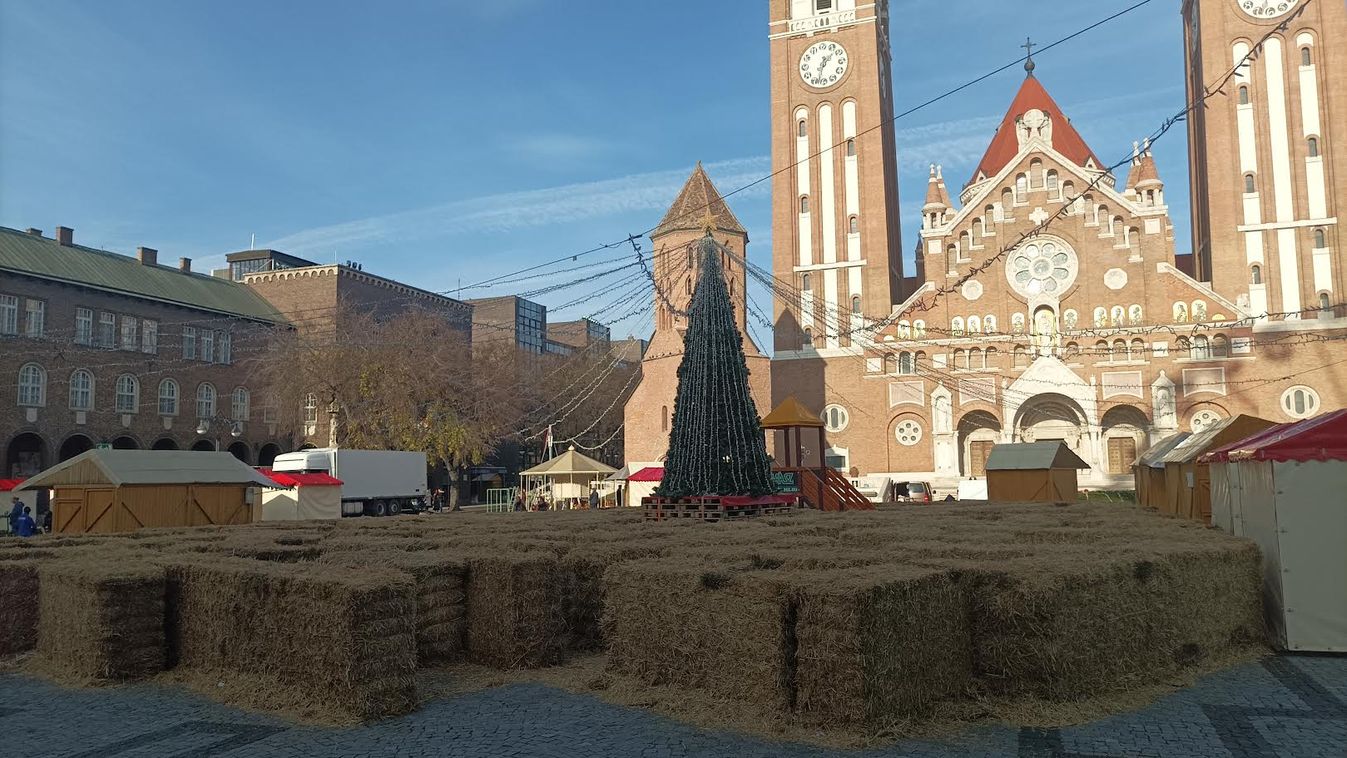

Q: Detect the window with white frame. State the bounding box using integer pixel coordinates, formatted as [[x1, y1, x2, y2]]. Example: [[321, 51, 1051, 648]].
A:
[[75, 308, 93, 345], [823, 404, 849, 433], [263, 397, 278, 424], [201, 330, 215, 363], [182, 327, 197, 360], [142, 319, 158, 353], [158, 379, 178, 416], [98, 312, 116, 347], [0, 294, 18, 335], [196, 383, 216, 419], [1280, 386, 1320, 419], [218, 331, 231, 364], [69, 369, 94, 410], [18, 363, 46, 407], [304, 393, 319, 424], [232, 387, 250, 421], [120, 316, 137, 350], [24, 299, 44, 338], [115, 374, 139, 413]]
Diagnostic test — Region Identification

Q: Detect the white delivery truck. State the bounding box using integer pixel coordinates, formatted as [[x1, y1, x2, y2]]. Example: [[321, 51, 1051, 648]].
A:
[[271, 448, 428, 517]]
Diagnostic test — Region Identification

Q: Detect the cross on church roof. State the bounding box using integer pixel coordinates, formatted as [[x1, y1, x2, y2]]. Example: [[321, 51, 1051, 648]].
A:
[[1022, 37, 1037, 75]]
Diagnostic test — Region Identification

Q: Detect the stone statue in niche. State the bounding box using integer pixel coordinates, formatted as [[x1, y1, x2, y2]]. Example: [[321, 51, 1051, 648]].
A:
[[933, 392, 953, 434], [1154, 386, 1177, 428]]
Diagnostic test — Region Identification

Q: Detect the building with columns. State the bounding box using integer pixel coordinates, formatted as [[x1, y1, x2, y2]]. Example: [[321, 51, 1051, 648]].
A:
[[764, 0, 1346, 489]]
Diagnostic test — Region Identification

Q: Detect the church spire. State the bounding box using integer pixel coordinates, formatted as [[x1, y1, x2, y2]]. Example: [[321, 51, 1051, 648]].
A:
[[653, 162, 747, 240], [1125, 137, 1164, 204], [1022, 37, 1037, 77]]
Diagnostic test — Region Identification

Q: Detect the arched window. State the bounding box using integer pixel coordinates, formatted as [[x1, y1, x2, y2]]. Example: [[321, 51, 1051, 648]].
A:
[[967, 315, 981, 334], [898, 352, 914, 375], [960, 230, 972, 251], [970, 347, 983, 370], [1064, 342, 1080, 360], [883, 353, 897, 374], [1095, 340, 1110, 361], [803, 327, 813, 347], [913, 320, 927, 338], [115, 374, 139, 413], [947, 243, 958, 258], [1191, 335, 1210, 360], [952, 348, 965, 369], [802, 273, 811, 291], [1063, 309, 1079, 330], [1046, 170, 1059, 197], [158, 379, 178, 416], [1030, 158, 1043, 185], [1176, 336, 1191, 356], [984, 205, 995, 230], [1244, 174, 1256, 193], [1128, 227, 1141, 247], [1131, 338, 1147, 360], [1238, 85, 1250, 105], [232, 387, 250, 421], [845, 138, 855, 156], [1307, 137, 1320, 157], [1192, 300, 1208, 321], [1013, 345, 1029, 368], [798, 119, 807, 138], [1011, 313, 1026, 334], [1251, 264, 1263, 284], [1093, 307, 1107, 328], [304, 393, 318, 424], [1112, 339, 1127, 361], [1015, 173, 1028, 200], [799, 195, 810, 214], [984, 314, 997, 334], [951, 317, 965, 336], [1173, 302, 1189, 323], [1313, 229, 1326, 248], [1320, 292, 1332, 311], [851, 295, 861, 314], [897, 320, 911, 339], [914, 351, 926, 370], [848, 216, 859, 234], [1212, 335, 1230, 358], [18, 363, 46, 407], [1113, 216, 1125, 237], [1001, 187, 1014, 210], [1110, 306, 1125, 327], [69, 369, 94, 411], [196, 383, 216, 419], [1301, 46, 1312, 66], [1128, 304, 1143, 325]]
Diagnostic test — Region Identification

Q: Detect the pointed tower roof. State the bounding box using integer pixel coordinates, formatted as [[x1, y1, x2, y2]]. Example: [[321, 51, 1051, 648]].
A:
[[1125, 138, 1162, 189], [653, 162, 747, 239], [967, 74, 1102, 188], [922, 164, 953, 210]]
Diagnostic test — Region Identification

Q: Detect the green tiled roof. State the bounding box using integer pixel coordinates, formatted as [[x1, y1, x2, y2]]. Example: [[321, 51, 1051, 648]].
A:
[[0, 226, 287, 323]]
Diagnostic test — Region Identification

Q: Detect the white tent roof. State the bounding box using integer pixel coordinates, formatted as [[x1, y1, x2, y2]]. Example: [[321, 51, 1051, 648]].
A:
[[520, 446, 617, 477]]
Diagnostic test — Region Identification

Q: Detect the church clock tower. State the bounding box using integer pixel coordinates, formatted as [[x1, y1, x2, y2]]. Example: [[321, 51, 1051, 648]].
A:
[[1183, 0, 1347, 320], [769, 0, 905, 352]]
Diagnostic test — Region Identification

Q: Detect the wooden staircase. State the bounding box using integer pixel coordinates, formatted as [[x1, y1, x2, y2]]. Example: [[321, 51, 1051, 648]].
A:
[[777, 467, 875, 512]]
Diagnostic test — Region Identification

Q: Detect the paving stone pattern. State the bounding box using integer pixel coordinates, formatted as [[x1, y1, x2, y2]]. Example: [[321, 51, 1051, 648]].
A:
[[1, 656, 1342, 757]]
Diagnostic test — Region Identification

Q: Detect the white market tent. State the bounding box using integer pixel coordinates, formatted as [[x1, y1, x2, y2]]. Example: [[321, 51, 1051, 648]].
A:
[[1200, 409, 1347, 653], [520, 446, 617, 504], [259, 470, 344, 522]]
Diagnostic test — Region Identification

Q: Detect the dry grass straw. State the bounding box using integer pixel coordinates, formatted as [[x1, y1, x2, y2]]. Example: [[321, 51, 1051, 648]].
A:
[[33, 558, 165, 683], [320, 549, 468, 664], [0, 559, 39, 657], [558, 544, 661, 651], [466, 552, 566, 668], [164, 555, 417, 723]]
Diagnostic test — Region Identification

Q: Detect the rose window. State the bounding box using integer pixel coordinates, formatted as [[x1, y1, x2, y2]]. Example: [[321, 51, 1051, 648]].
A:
[[1007, 238, 1077, 298], [894, 419, 923, 446]]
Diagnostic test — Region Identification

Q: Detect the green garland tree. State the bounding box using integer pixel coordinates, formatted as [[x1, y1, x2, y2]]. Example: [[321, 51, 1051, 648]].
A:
[[656, 232, 776, 498]]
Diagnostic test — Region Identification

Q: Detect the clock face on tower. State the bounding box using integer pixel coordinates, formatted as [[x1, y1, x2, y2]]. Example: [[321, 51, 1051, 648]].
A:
[[1238, 0, 1296, 19], [799, 41, 849, 89]]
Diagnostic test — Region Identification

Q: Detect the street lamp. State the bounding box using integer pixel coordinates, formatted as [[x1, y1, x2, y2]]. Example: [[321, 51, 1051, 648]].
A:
[[196, 417, 243, 438]]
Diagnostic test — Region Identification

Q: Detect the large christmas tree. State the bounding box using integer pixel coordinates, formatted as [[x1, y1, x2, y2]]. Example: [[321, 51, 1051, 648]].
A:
[[656, 232, 775, 498]]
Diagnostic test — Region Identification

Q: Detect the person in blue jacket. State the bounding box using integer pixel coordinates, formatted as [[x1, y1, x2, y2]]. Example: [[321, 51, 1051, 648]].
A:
[[13, 506, 37, 537], [7, 496, 23, 535]]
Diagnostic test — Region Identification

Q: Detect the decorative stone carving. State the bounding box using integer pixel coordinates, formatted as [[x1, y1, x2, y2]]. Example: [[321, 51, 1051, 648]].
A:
[[1104, 268, 1128, 290], [961, 280, 983, 302]]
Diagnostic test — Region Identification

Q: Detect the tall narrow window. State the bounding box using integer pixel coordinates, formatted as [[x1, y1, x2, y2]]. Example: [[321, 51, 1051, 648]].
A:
[[1212, 335, 1230, 358], [845, 139, 855, 156], [1238, 86, 1250, 104], [1251, 264, 1263, 284], [661, 406, 668, 432], [1046, 170, 1059, 197], [182, 326, 197, 359], [898, 352, 913, 375], [799, 196, 810, 214], [1301, 47, 1312, 66], [802, 273, 811, 291], [1192, 335, 1210, 360], [1314, 229, 1326, 248], [24, 300, 44, 338], [115, 374, 139, 413], [851, 296, 861, 314], [120, 317, 137, 350], [1321, 292, 1332, 311], [232, 387, 250, 421], [158, 379, 178, 416], [18, 363, 46, 407], [69, 369, 94, 410], [196, 383, 216, 419], [797, 120, 807, 138], [142, 320, 158, 354], [201, 331, 215, 363], [98, 312, 116, 347], [0, 294, 17, 335], [1015, 173, 1028, 200], [304, 393, 318, 424], [218, 332, 231, 364], [848, 216, 859, 234], [1244, 174, 1256, 193], [1308, 137, 1320, 157], [75, 308, 93, 345]]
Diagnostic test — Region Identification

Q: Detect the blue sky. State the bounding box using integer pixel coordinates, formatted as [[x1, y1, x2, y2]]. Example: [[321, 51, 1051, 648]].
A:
[[1, 0, 1190, 347]]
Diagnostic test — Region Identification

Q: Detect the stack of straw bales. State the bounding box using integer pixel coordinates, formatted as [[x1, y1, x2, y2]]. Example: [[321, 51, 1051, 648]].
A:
[[35, 560, 165, 682]]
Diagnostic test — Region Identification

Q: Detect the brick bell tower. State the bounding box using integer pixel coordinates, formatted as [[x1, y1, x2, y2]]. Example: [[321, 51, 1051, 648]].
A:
[[1183, 0, 1347, 320], [769, 0, 905, 353]]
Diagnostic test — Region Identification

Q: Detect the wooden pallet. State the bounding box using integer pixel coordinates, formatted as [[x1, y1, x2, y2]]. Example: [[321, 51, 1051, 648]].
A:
[[641, 496, 802, 522]]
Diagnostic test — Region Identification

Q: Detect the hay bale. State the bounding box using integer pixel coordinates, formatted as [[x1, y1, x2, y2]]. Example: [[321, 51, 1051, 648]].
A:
[[466, 552, 565, 668], [0, 560, 39, 657], [792, 567, 971, 727], [603, 560, 794, 710], [35, 560, 165, 682], [166, 557, 417, 722], [320, 549, 468, 665], [558, 545, 658, 651]]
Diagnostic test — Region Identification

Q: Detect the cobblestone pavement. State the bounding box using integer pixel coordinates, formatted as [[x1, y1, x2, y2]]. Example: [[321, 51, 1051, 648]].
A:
[[2, 655, 1342, 757]]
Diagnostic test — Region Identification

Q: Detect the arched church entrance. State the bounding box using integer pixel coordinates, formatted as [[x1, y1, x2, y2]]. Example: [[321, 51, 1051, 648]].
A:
[[957, 411, 1001, 478], [1014, 393, 1089, 463], [1100, 405, 1149, 476]]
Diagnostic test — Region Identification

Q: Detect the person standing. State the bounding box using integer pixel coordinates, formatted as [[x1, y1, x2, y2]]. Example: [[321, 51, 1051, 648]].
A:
[[7, 496, 23, 535], [14, 506, 37, 538], [589, 489, 600, 511]]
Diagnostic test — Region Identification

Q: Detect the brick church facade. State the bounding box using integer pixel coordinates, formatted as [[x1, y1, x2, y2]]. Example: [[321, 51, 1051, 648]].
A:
[[625, 0, 1347, 488]]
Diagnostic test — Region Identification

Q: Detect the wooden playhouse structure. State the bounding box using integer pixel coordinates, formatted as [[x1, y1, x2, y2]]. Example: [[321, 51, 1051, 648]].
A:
[[1155, 414, 1276, 524], [19, 449, 277, 534], [984, 442, 1090, 503]]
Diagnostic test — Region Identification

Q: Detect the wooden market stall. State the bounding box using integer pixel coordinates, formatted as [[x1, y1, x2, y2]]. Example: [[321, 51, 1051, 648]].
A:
[[1132, 432, 1189, 509], [18, 449, 277, 534], [1199, 409, 1347, 652], [1155, 414, 1276, 523], [258, 469, 344, 521], [984, 442, 1090, 503]]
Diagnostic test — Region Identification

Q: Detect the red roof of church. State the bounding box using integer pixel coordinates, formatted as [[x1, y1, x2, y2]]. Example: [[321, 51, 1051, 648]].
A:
[[968, 75, 1102, 187]]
